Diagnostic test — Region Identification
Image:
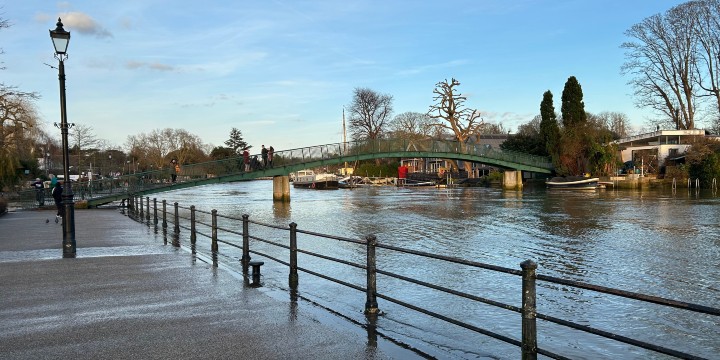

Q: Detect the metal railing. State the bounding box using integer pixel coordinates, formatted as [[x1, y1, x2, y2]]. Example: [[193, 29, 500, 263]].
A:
[[126, 195, 719, 359]]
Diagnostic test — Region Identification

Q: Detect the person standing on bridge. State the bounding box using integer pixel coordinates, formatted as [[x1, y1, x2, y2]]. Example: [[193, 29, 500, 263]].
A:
[[261, 145, 268, 168], [268, 146, 274, 168], [242, 148, 250, 172]]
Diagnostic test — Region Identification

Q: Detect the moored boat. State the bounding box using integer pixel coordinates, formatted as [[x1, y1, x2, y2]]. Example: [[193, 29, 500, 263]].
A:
[[546, 176, 600, 190], [292, 170, 339, 190]]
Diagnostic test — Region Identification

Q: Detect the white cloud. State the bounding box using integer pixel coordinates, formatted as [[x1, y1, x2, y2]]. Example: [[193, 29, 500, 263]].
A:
[[61, 11, 113, 39], [126, 61, 176, 72]]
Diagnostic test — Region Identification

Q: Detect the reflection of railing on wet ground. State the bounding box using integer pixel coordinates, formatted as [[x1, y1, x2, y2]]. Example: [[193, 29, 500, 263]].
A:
[[125, 195, 719, 359]]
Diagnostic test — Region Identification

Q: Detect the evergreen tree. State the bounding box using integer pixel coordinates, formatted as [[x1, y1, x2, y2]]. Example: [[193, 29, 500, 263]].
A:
[[224, 128, 250, 154], [539, 90, 560, 158], [561, 76, 586, 128]]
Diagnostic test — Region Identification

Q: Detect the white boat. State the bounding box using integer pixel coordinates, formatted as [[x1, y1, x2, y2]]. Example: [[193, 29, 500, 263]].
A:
[[546, 176, 600, 189], [292, 170, 339, 190]]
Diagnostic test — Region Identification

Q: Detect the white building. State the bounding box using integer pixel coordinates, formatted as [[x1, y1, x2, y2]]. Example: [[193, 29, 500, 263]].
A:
[[613, 129, 718, 172]]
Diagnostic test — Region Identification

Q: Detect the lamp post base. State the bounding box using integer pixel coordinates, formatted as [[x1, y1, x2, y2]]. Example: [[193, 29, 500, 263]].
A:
[[62, 194, 76, 258]]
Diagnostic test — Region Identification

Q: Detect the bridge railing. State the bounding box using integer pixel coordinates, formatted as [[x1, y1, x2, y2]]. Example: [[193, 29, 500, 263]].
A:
[[125, 195, 719, 359], [6, 138, 552, 208]]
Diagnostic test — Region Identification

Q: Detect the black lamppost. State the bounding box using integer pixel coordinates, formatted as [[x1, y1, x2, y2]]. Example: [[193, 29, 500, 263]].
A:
[[50, 18, 76, 258]]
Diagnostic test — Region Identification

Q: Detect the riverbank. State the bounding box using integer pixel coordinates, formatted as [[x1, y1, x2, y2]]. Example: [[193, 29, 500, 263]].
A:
[[0, 208, 419, 359]]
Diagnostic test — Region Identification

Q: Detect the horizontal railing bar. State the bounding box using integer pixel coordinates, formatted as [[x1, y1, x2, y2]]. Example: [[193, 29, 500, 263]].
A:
[[296, 248, 365, 270], [295, 228, 365, 245], [249, 250, 289, 268], [296, 266, 365, 293], [534, 312, 706, 359], [376, 268, 522, 313], [195, 230, 212, 239], [536, 274, 720, 316], [378, 243, 522, 276], [374, 292, 528, 351]]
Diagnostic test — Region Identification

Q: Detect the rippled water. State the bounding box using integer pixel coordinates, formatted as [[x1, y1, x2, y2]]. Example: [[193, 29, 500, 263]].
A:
[[156, 181, 720, 359]]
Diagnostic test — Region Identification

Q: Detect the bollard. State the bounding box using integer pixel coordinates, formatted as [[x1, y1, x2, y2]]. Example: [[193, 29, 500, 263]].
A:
[[211, 209, 218, 254], [146, 197, 150, 221], [248, 260, 264, 286], [289, 222, 298, 289], [520, 260, 538, 360], [241, 214, 250, 273], [162, 200, 167, 229], [364, 234, 379, 315], [153, 198, 158, 225], [139, 196, 144, 219], [190, 205, 196, 246]]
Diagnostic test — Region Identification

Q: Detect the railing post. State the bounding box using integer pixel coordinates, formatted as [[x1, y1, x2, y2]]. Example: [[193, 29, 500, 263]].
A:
[[139, 195, 144, 219], [173, 202, 180, 246], [146, 197, 150, 221], [520, 260, 538, 360], [211, 209, 218, 255], [241, 214, 250, 273], [289, 222, 298, 289], [153, 198, 158, 225], [364, 234, 379, 315], [162, 200, 167, 230], [190, 205, 196, 246]]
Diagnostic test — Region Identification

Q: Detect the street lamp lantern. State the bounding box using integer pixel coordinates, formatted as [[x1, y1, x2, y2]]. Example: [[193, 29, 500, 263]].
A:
[[50, 18, 70, 55], [50, 17, 76, 258]]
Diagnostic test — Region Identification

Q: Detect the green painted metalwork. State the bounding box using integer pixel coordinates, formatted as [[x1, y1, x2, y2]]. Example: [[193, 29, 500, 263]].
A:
[[9, 138, 552, 208]]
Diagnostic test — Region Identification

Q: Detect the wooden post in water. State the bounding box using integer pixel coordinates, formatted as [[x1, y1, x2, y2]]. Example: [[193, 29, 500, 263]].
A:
[[520, 259, 538, 360], [273, 175, 290, 202], [364, 235, 379, 315], [289, 222, 298, 289]]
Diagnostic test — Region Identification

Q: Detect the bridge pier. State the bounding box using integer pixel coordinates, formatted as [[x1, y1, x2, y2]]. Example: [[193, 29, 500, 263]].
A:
[[273, 175, 291, 202], [503, 170, 523, 190]]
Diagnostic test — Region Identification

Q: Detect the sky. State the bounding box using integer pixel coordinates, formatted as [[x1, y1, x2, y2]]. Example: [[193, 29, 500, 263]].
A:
[[1, 0, 687, 152]]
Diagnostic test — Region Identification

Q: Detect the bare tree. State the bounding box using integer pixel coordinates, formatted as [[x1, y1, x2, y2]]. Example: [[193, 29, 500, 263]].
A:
[[592, 111, 631, 138], [622, 3, 701, 130], [427, 78, 484, 174], [347, 88, 393, 141], [388, 111, 434, 140], [694, 0, 720, 120], [125, 128, 207, 172]]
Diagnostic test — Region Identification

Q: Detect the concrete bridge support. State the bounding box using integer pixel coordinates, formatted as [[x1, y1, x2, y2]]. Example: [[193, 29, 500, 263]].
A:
[[503, 170, 523, 190], [273, 175, 291, 202]]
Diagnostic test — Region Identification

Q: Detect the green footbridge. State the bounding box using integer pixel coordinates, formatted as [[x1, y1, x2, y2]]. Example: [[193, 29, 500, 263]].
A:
[[55, 138, 552, 207]]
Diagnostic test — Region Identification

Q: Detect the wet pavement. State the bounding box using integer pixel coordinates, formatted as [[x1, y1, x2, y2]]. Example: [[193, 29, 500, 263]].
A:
[[0, 208, 422, 359]]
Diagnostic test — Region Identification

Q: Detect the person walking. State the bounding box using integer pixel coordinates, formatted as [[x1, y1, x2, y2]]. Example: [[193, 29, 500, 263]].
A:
[[171, 159, 179, 183], [243, 148, 250, 172], [52, 181, 64, 223], [32, 178, 45, 207], [261, 145, 268, 168], [268, 146, 274, 168]]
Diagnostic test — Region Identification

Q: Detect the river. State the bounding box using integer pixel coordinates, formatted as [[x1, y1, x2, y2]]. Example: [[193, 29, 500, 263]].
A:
[[155, 181, 719, 359]]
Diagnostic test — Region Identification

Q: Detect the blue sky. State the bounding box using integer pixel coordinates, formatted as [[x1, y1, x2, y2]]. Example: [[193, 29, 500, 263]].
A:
[[1, 0, 685, 152]]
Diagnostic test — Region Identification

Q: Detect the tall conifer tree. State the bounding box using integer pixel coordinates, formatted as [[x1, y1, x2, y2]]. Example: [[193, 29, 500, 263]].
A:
[[561, 76, 586, 128]]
